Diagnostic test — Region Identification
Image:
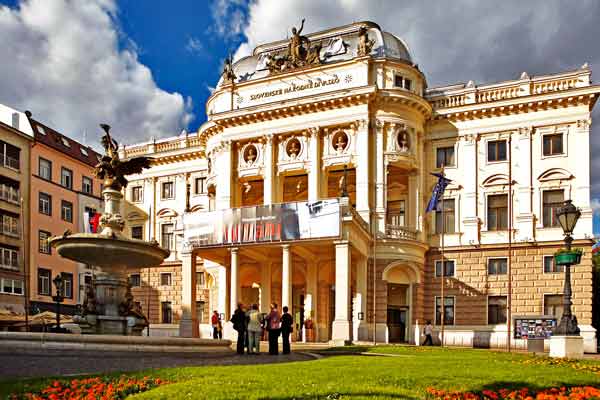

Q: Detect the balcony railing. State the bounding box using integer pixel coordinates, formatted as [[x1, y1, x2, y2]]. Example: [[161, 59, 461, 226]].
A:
[[0, 220, 20, 238], [3, 156, 20, 171], [0, 185, 20, 205], [385, 224, 417, 240]]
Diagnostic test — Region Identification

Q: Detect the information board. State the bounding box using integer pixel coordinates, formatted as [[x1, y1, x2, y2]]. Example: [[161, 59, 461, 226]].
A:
[[513, 316, 557, 339]]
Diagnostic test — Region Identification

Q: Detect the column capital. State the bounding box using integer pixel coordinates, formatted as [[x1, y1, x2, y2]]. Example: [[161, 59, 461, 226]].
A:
[[230, 247, 239, 254], [576, 118, 591, 129], [281, 244, 291, 251], [374, 118, 385, 131], [351, 119, 368, 131], [306, 126, 320, 138], [333, 240, 350, 247]]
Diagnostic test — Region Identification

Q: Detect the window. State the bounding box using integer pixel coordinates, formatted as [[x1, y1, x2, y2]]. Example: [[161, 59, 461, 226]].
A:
[[82, 176, 93, 194], [543, 134, 563, 156], [131, 186, 143, 202], [1, 213, 19, 237], [436, 146, 455, 168], [61, 137, 71, 148], [0, 278, 23, 295], [37, 125, 46, 135], [161, 224, 174, 251], [130, 274, 141, 287], [0, 247, 18, 270], [161, 301, 173, 323], [39, 230, 51, 254], [39, 192, 51, 215], [38, 268, 51, 296], [435, 199, 455, 233], [131, 226, 143, 240], [387, 200, 406, 227], [61, 200, 73, 223], [61, 167, 73, 189], [544, 255, 564, 273], [488, 258, 507, 275], [160, 272, 172, 286], [62, 272, 73, 298], [435, 296, 454, 325], [0, 180, 20, 204], [487, 140, 507, 162], [196, 301, 205, 323], [1, 140, 21, 170], [197, 271, 205, 287], [544, 294, 564, 319], [39, 157, 52, 180], [161, 181, 174, 199], [435, 260, 455, 277], [194, 177, 206, 194], [487, 194, 508, 231], [394, 75, 412, 90], [80, 147, 88, 156], [488, 296, 507, 324], [543, 190, 564, 228]]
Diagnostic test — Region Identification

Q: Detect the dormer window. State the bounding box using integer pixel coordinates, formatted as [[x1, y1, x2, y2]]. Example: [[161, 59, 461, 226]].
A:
[[61, 137, 71, 147], [80, 147, 88, 156], [37, 125, 46, 135], [394, 75, 412, 90]]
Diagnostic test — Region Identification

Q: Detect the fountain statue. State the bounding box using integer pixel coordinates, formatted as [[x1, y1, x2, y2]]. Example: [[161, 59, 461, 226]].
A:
[[50, 124, 170, 335]]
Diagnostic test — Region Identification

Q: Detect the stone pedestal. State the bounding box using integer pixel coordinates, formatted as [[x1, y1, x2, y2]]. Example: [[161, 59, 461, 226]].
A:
[[331, 320, 351, 345], [550, 335, 584, 359]]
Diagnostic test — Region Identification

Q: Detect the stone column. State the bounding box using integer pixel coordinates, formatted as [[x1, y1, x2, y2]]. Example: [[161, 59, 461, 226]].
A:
[[332, 241, 351, 344], [179, 250, 199, 337], [230, 247, 239, 316], [374, 119, 386, 235], [461, 134, 479, 244], [263, 135, 275, 205], [260, 261, 272, 313], [354, 256, 368, 341], [215, 140, 233, 210], [354, 119, 370, 223], [305, 261, 319, 341], [281, 245, 292, 315], [308, 127, 320, 201], [515, 127, 534, 241], [573, 119, 593, 236]]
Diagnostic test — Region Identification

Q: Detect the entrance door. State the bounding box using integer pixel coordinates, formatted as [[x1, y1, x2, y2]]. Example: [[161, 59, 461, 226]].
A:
[[387, 306, 407, 342]]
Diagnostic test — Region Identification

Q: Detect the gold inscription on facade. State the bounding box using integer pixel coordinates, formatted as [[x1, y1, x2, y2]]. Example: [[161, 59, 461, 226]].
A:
[[249, 74, 343, 101]]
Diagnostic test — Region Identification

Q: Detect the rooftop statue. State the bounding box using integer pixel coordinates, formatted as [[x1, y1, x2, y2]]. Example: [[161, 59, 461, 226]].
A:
[[94, 124, 153, 191], [357, 26, 375, 57], [222, 54, 236, 84], [267, 18, 322, 74]]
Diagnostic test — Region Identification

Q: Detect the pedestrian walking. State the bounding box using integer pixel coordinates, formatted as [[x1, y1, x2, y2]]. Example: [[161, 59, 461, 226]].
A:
[[280, 306, 293, 354], [231, 303, 247, 355], [265, 303, 281, 355], [246, 304, 263, 354], [211, 310, 221, 339], [423, 320, 433, 346]]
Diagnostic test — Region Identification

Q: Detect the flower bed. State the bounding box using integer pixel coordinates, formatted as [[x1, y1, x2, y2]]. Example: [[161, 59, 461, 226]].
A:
[[426, 386, 600, 399], [9, 376, 167, 400]]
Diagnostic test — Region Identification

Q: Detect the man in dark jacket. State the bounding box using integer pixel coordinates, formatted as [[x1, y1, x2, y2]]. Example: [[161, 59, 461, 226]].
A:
[[231, 303, 247, 355], [280, 306, 293, 354]]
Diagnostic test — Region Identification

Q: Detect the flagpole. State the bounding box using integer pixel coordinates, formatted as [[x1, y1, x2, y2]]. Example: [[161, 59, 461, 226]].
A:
[[440, 164, 445, 347]]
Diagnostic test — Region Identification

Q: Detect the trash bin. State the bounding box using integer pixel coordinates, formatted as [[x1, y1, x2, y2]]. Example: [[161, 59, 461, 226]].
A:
[[527, 338, 544, 353]]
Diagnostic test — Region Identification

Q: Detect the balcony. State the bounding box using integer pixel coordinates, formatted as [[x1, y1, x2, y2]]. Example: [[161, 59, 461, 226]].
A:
[[385, 224, 417, 241], [2, 155, 20, 171], [0, 185, 20, 205]]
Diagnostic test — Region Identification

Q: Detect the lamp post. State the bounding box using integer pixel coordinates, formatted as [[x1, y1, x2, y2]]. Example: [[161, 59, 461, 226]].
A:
[[52, 274, 65, 333], [554, 199, 581, 336]]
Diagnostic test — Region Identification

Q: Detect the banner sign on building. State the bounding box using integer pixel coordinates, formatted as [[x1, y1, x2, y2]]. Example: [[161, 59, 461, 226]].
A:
[[183, 199, 341, 247]]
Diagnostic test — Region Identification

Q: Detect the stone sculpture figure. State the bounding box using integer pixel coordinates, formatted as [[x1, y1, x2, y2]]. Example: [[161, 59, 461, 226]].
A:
[[82, 284, 97, 315], [357, 26, 375, 57], [222, 54, 236, 84], [266, 18, 322, 74], [289, 18, 307, 64]]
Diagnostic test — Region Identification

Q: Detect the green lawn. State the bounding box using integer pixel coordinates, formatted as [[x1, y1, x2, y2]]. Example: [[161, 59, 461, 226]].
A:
[[2, 346, 600, 399]]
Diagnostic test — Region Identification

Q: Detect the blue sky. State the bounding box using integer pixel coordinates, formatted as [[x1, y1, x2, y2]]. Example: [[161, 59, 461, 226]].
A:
[[1, 0, 599, 233]]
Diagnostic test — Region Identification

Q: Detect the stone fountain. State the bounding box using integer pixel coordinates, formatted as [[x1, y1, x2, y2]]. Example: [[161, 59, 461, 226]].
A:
[[50, 125, 170, 335]]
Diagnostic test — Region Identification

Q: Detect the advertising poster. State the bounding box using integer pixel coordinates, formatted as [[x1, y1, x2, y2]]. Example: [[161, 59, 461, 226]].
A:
[[514, 317, 557, 339], [183, 199, 341, 247]]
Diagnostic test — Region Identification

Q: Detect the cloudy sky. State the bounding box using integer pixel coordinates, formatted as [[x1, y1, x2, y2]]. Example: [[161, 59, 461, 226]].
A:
[[1, 0, 599, 229]]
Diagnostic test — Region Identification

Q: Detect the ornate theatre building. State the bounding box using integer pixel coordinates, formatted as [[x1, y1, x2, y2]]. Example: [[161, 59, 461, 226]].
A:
[[120, 21, 598, 351]]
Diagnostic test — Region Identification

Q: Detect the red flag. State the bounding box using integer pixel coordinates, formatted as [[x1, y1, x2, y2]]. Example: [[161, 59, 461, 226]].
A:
[[90, 213, 101, 233]]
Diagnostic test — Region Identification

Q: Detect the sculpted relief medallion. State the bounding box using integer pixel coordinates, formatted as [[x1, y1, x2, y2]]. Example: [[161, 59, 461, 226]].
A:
[[286, 138, 302, 159], [332, 131, 349, 154], [243, 144, 259, 166]]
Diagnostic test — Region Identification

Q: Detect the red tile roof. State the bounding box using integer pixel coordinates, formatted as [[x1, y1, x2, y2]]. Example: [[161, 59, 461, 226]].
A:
[[26, 116, 101, 168]]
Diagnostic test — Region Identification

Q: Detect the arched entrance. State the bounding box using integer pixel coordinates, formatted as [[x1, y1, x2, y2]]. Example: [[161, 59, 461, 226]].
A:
[[382, 262, 421, 343]]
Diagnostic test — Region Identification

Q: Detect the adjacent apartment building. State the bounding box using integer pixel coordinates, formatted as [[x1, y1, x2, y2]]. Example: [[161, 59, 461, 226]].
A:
[[123, 21, 598, 351], [27, 115, 103, 315], [0, 105, 33, 314]]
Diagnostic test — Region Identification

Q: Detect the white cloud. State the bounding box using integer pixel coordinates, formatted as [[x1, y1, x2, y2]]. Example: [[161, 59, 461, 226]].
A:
[[209, 0, 249, 40], [186, 36, 204, 55], [0, 0, 193, 146]]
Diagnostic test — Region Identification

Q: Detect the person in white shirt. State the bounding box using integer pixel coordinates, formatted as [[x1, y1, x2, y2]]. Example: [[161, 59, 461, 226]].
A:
[[423, 320, 433, 346]]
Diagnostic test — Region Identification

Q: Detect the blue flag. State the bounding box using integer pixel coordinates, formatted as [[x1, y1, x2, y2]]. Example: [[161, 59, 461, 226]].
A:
[[426, 172, 452, 213]]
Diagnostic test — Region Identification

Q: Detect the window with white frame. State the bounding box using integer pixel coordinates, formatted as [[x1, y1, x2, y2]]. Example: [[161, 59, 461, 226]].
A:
[[131, 226, 143, 240], [130, 273, 141, 287], [38, 268, 51, 296], [194, 177, 207, 195], [435, 296, 455, 325], [60, 167, 73, 189], [38, 157, 52, 180], [543, 255, 564, 273], [488, 258, 507, 275], [161, 224, 174, 251], [487, 140, 507, 162], [131, 186, 143, 202], [1, 140, 20, 170], [435, 260, 455, 277], [1, 213, 19, 237], [436, 146, 455, 168], [435, 199, 455, 234], [82, 176, 93, 194], [487, 194, 508, 231], [161, 301, 173, 323], [61, 200, 73, 223], [488, 295, 507, 324], [0, 278, 23, 295], [394, 74, 412, 90], [544, 294, 563, 319], [161, 181, 175, 199], [0, 247, 18, 270], [543, 133, 563, 156], [39, 230, 51, 254], [39, 192, 51, 215], [0, 179, 20, 204], [542, 190, 564, 228], [196, 271, 206, 287], [62, 272, 73, 299], [386, 200, 406, 227]]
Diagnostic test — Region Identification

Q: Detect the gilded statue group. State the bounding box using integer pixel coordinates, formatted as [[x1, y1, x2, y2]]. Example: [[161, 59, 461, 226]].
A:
[[221, 20, 375, 80]]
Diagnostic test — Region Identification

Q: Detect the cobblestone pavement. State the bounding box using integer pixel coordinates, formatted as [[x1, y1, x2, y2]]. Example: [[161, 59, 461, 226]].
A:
[[0, 350, 316, 380]]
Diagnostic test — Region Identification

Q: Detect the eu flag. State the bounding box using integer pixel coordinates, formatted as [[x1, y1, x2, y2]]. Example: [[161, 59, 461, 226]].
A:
[[426, 172, 452, 213]]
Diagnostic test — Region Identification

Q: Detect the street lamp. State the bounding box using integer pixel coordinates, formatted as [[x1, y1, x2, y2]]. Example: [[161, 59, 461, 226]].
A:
[[554, 199, 581, 336], [52, 274, 65, 333]]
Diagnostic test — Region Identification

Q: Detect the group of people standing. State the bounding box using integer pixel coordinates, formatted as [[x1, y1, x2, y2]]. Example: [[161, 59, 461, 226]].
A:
[[231, 303, 293, 355]]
